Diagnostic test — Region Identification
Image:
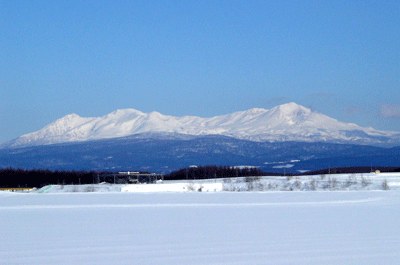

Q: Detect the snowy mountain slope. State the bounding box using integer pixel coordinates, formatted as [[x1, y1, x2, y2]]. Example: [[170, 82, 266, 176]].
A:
[[2, 102, 400, 148]]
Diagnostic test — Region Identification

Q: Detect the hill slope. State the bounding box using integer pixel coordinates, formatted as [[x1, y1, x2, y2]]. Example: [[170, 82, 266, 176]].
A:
[[1, 133, 399, 173]]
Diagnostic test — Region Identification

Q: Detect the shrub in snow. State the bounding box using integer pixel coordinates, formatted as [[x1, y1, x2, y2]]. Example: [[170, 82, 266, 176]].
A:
[[361, 175, 371, 188], [309, 178, 317, 191], [331, 177, 338, 190], [245, 177, 258, 191], [184, 183, 204, 192], [323, 177, 337, 190], [343, 175, 357, 189], [281, 182, 291, 191], [382, 179, 390, 190], [266, 182, 279, 191], [186, 183, 195, 192], [246, 181, 254, 191], [84, 186, 95, 192], [254, 181, 264, 191], [294, 177, 302, 189]]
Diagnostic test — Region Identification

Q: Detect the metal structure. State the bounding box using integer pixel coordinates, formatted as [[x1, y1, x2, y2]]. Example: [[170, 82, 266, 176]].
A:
[[94, 171, 164, 184]]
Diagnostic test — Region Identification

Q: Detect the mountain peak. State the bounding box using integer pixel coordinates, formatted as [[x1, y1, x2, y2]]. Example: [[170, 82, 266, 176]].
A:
[[276, 102, 309, 112], [3, 103, 400, 148], [268, 102, 312, 120], [49, 113, 89, 129], [65, 113, 81, 118], [106, 108, 145, 117], [56, 113, 82, 122]]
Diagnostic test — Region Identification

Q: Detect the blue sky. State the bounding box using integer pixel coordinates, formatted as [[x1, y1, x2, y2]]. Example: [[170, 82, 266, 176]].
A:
[[1, 0, 399, 143]]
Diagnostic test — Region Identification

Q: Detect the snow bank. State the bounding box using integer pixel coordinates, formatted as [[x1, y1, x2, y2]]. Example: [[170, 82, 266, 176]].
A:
[[36, 183, 124, 193], [220, 172, 400, 191], [32, 172, 400, 193], [121, 182, 223, 192]]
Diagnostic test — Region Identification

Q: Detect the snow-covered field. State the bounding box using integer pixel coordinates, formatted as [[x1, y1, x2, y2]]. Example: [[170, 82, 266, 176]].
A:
[[1, 175, 400, 264], [32, 172, 400, 193]]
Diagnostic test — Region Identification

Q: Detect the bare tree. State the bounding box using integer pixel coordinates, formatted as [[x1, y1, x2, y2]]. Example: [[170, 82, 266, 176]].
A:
[[309, 178, 317, 191], [343, 175, 357, 188], [71, 185, 78, 192], [382, 179, 390, 190], [361, 175, 371, 188], [294, 177, 302, 190], [186, 182, 195, 191]]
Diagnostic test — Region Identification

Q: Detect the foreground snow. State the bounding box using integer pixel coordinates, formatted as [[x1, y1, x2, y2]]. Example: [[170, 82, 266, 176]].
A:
[[1, 191, 400, 264]]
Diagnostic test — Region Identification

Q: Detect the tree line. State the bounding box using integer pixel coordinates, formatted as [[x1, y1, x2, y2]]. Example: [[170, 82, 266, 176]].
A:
[[3, 165, 399, 188], [164, 165, 277, 180], [0, 168, 99, 188], [0, 166, 276, 187]]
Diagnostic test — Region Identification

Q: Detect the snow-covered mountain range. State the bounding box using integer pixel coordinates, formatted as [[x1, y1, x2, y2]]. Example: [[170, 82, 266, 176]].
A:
[[3, 103, 400, 148]]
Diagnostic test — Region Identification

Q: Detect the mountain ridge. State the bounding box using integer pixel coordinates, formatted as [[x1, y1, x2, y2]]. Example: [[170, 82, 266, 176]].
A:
[[1, 133, 399, 173], [2, 102, 400, 148]]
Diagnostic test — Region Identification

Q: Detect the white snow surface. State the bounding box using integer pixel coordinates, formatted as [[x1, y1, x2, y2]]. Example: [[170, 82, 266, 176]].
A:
[[1, 188, 400, 264], [28, 172, 400, 193], [5, 102, 400, 147]]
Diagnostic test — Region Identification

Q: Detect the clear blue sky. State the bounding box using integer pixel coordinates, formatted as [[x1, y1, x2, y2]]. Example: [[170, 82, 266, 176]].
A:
[[1, 0, 399, 143]]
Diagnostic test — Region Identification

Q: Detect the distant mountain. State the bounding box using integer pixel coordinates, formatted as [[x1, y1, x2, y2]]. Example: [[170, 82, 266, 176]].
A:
[[1, 103, 400, 173], [2, 102, 400, 148], [1, 133, 399, 173]]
